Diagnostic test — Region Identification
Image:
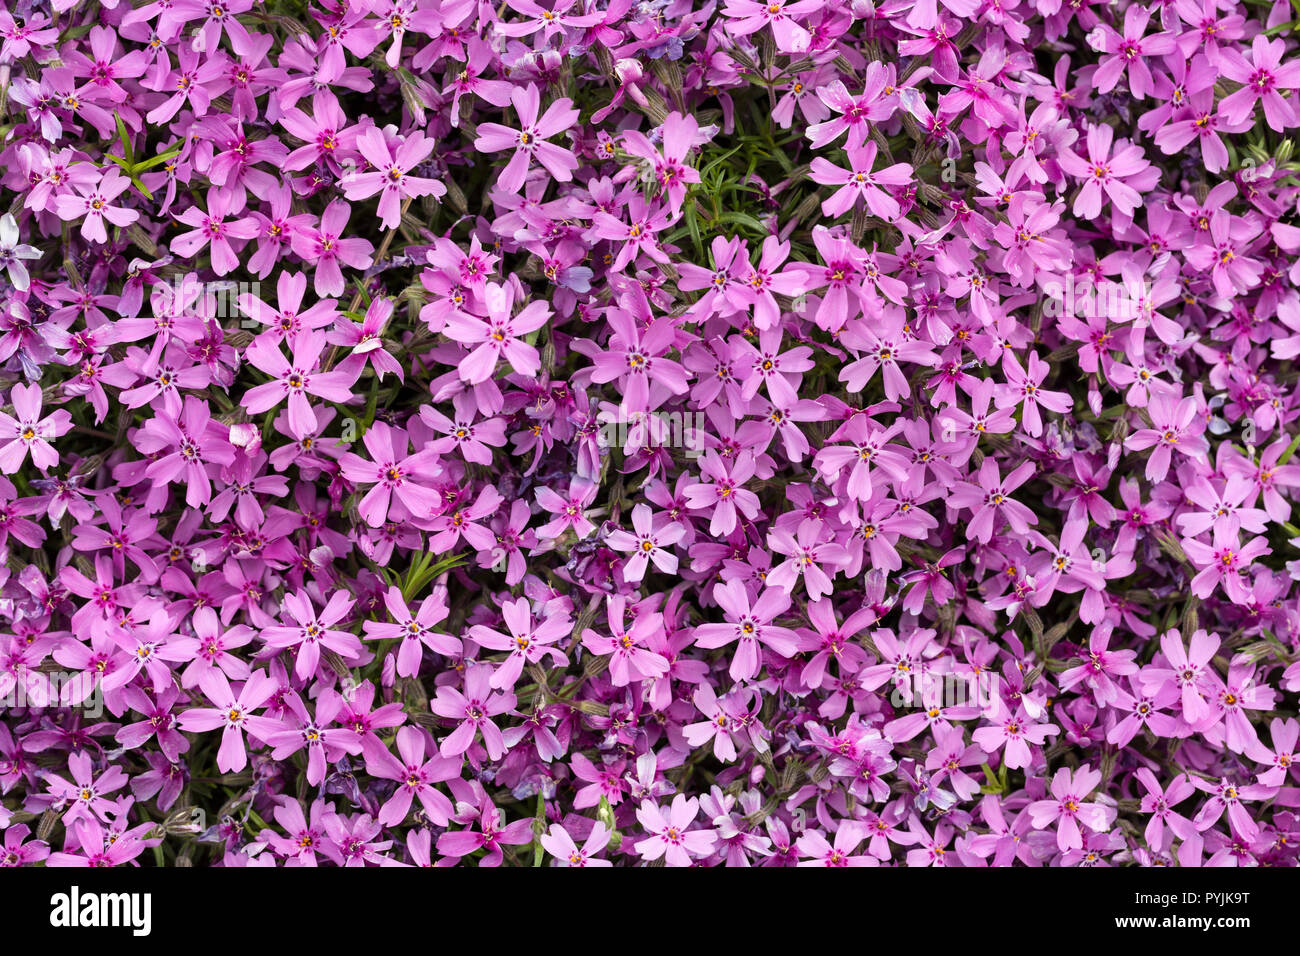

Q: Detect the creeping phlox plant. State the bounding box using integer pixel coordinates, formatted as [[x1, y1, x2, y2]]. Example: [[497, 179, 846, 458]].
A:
[[0, 0, 1299, 869]]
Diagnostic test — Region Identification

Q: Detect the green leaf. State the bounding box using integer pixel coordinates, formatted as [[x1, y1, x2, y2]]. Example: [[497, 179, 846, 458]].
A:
[[697, 144, 743, 180], [1277, 429, 1300, 466], [979, 762, 1005, 795], [131, 144, 184, 173], [400, 552, 433, 603], [400, 551, 468, 603], [360, 375, 382, 431], [128, 176, 155, 201], [114, 111, 135, 166], [531, 792, 546, 867], [715, 211, 768, 233]]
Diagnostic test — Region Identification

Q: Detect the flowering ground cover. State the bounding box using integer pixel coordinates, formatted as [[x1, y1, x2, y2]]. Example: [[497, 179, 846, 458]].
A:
[[1, 0, 1300, 869]]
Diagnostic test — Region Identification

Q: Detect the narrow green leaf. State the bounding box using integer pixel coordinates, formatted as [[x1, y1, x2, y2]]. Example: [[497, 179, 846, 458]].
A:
[[114, 111, 135, 166]]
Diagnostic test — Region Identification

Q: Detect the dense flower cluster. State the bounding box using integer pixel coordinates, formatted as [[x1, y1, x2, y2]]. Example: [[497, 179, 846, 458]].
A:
[[1, 0, 1299, 868]]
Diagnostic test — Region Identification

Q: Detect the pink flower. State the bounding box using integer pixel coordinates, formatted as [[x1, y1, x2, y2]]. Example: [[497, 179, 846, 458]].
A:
[[795, 822, 875, 866], [1027, 764, 1116, 851], [340, 128, 445, 229], [241, 329, 360, 439], [620, 112, 703, 214], [0, 383, 72, 473], [177, 670, 283, 773], [431, 663, 517, 760], [720, 0, 822, 52], [580, 595, 670, 687], [972, 695, 1059, 770], [260, 590, 362, 681], [993, 352, 1072, 437], [693, 579, 800, 681], [1092, 5, 1176, 99], [444, 282, 550, 384], [683, 450, 762, 536], [810, 142, 912, 220], [52, 169, 139, 244], [539, 822, 613, 867], [634, 795, 717, 866], [289, 199, 375, 298], [473, 83, 579, 193], [1123, 387, 1207, 481], [338, 422, 443, 527], [1058, 124, 1156, 220], [169, 188, 258, 276], [947, 457, 1038, 544], [362, 585, 461, 678], [1135, 768, 1196, 851], [607, 503, 685, 582], [362, 726, 459, 826], [1218, 34, 1300, 131], [436, 797, 534, 866], [467, 597, 570, 690], [808, 66, 894, 149]]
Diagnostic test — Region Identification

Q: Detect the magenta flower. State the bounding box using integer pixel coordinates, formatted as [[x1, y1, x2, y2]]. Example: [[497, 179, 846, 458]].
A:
[[169, 188, 258, 276], [340, 128, 445, 228], [796, 822, 874, 866], [1135, 768, 1196, 851], [263, 798, 328, 866], [807, 67, 894, 149], [634, 795, 718, 867], [44, 751, 128, 827], [468, 597, 570, 690], [289, 199, 376, 297], [177, 670, 283, 773], [47, 818, 151, 868], [607, 503, 684, 582], [766, 519, 850, 601], [260, 590, 362, 681], [1057, 124, 1156, 220], [436, 797, 534, 866], [971, 695, 1059, 770], [431, 663, 516, 760], [137, 395, 236, 508], [581, 595, 670, 687], [1218, 34, 1300, 131], [1123, 387, 1207, 481], [720, 0, 822, 52], [363, 727, 459, 827], [539, 822, 613, 867], [0, 383, 72, 473], [265, 690, 364, 786], [1027, 765, 1116, 851], [3, 0, 1300, 875], [589, 194, 675, 270], [620, 112, 703, 214], [810, 142, 912, 220], [241, 329, 359, 439], [683, 450, 761, 536], [181, 607, 254, 689], [693, 579, 800, 681], [947, 458, 1037, 544], [362, 585, 460, 677], [1092, 6, 1176, 99], [337, 422, 443, 527], [52, 170, 139, 244], [444, 282, 550, 384], [419, 394, 507, 464], [473, 83, 579, 193]]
